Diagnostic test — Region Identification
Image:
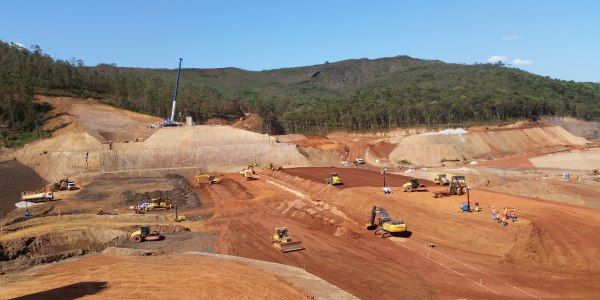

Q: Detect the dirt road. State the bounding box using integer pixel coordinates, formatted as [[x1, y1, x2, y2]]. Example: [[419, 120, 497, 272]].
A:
[[282, 167, 433, 188]]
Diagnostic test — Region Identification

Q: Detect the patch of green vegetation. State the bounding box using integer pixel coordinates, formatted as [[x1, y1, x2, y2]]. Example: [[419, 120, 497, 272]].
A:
[[2, 40, 600, 137], [398, 159, 411, 164]]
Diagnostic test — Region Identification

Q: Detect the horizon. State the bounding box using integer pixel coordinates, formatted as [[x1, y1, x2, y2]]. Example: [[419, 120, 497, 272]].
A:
[[1, 1, 599, 82]]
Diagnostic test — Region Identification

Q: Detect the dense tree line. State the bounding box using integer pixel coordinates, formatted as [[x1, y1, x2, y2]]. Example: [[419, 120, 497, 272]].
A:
[[1, 39, 599, 143]]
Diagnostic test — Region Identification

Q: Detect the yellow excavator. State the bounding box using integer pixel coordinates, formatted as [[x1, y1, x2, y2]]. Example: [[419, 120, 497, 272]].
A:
[[366, 206, 407, 238], [271, 227, 304, 252]]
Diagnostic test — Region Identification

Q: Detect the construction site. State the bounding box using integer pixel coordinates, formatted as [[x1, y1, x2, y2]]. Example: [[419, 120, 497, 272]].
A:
[[0, 91, 598, 299]]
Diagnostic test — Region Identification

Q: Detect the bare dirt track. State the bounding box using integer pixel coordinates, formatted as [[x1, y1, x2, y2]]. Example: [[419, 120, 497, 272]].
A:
[[0, 160, 46, 216], [282, 166, 433, 188]]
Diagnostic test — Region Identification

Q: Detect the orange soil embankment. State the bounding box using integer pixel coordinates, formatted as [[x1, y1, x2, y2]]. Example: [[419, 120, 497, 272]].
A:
[[0, 254, 309, 299]]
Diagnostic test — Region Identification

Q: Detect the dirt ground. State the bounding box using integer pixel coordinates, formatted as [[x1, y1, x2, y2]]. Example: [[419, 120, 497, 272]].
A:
[[0, 254, 310, 299], [282, 166, 433, 189], [1, 168, 600, 299], [188, 170, 600, 299], [0, 159, 47, 216]]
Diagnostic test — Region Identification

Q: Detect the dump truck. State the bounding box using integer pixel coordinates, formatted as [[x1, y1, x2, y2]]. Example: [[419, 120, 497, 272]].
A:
[[145, 198, 173, 211], [272, 227, 304, 252], [366, 206, 407, 238], [354, 157, 365, 165], [20, 191, 53, 203], [403, 178, 427, 192], [433, 174, 450, 185], [325, 173, 343, 185], [129, 226, 164, 243]]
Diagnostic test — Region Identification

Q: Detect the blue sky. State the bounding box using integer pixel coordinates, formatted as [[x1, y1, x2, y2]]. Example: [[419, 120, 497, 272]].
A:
[[1, 0, 599, 82]]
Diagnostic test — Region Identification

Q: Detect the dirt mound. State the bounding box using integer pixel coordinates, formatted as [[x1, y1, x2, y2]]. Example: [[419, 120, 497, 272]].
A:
[[0, 254, 311, 299], [196, 178, 253, 201], [504, 221, 551, 265], [0, 228, 125, 273], [388, 125, 588, 166], [231, 113, 261, 131], [545, 116, 600, 141], [0, 160, 47, 216]]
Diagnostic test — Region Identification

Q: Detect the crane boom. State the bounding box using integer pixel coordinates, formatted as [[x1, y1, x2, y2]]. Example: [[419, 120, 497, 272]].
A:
[[169, 58, 183, 122]]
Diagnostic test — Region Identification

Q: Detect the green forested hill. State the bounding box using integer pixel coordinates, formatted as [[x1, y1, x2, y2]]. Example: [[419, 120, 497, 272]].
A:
[[1, 40, 599, 144]]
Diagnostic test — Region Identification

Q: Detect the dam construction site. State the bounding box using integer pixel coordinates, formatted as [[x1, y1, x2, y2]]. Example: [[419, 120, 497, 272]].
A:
[[1, 95, 599, 299]]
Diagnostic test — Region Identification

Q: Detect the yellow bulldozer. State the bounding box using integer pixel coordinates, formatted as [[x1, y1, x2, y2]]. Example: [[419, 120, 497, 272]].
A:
[[366, 206, 407, 238], [195, 173, 222, 185], [325, 173, 343, 185], [272, 227, 304, 252], [241, 165, 257, 180], [129, 226, 164, 243]]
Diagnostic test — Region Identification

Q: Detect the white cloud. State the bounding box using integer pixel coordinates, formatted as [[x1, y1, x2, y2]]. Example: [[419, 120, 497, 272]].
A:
[[512, 58, 533, 66], [487, 55, 508, 63], [502, 34, 524, 40]]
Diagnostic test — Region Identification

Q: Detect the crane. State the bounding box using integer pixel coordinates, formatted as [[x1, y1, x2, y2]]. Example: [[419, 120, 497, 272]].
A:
[[163, 58, 183, 127]]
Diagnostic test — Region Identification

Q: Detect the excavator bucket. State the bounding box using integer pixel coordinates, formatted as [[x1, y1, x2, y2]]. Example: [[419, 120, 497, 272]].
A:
[[275, 241, 304, 253]]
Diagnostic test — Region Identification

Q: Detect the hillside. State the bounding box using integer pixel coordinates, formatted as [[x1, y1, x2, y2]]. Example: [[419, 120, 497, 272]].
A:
[[2, 40, 600, 143]]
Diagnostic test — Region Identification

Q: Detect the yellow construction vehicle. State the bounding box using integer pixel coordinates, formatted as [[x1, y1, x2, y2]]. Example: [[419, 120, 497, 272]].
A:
[[195, 173, 222, 185], [433, 174, 450, 185], [449, 176, 468, 195], [272, 227, 304, 252], [241, 165, 257, 180], [325, 173, 343, 185], [129, 226, 164, 243], [146, 198, 173, 211], [403, 178, 427, 192], [366, 206, 407, 238]]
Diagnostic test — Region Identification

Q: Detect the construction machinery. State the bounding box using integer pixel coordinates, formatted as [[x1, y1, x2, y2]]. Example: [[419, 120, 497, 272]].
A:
[[272, 227, 304, 252], [162, 58, 183, 127], [354, 157, 365, 165], [265, 162, 283, 171], [195, 173, 222, 185], [129, 226, 164, 243], [433, 174, 450, 185], [145, 198, 173, 211], [241, 165, 257, 180], [403, 178, 427, 192], [325, 173, 343, 185], [20, 191, 53, 203], [449, 176, 468, 195], [366, 206, 407, 238], [42, 178, 76, 192]]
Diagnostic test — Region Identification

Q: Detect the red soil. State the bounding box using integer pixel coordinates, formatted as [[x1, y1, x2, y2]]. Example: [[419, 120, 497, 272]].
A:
[[281, 167, 433, 188]]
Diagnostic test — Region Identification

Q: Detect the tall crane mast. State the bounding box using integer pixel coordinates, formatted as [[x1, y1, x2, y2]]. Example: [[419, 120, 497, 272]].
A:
[[169, 58, 183, 123]]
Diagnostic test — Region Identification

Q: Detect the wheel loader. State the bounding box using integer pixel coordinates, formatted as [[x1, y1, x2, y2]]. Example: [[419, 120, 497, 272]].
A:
[[145, 198, 173, 211], [325, 173, 343, 185], [433, 174, 450, 185], [129, 226, 164, 243], [272, 227, 304, 252], [403, 178, 427, 192], [366, 206, 407, 238]]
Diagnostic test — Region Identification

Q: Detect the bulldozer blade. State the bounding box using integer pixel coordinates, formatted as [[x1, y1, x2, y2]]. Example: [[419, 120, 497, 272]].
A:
[[279, 241, 304, 253]]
